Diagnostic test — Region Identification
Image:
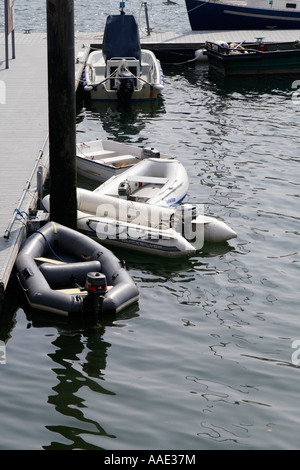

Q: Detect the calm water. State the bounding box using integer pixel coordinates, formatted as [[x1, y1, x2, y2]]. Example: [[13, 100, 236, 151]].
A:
[[1, 0, 300, 450]]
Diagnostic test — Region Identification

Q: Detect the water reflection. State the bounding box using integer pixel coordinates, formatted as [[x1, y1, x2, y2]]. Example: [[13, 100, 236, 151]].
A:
[[44, 328, 116, 450], [0, 279, 18, 345], [76, 95, 166, 143], [27, 305, 138, 450], [0, 276, 140, 450], [207, 67, 296, 96]]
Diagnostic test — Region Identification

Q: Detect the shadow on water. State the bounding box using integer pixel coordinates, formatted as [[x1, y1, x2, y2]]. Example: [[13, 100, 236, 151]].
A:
[[42, 327, 116, 450], [0, 238, 235, 344], [0, 277, 18, 345], [38, 302, 139, 450], [168, 61, 297, 98], [0, 274, 140, 450], [76, 92, 166, 143], [206, 67, 297, 96], [0, 232, 237, 450]]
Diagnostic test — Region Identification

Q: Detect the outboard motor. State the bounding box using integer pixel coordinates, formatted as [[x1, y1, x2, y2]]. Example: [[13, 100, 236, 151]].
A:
[[118, 180, 132, 198], [116, 70, 135, 104], [175, 204, 197, 242], [83, 272, 107, 322], [118, 179, 140, 198]]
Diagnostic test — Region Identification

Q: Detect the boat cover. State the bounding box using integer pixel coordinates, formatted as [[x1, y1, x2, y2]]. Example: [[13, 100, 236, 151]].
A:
[[102, 14, 141, 62]]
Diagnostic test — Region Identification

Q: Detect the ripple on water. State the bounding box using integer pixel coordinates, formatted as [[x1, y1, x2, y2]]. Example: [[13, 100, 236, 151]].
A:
[[1, 0, 300, 449]]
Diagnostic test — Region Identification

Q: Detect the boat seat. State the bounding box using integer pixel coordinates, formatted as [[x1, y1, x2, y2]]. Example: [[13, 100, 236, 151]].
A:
[[101, 154, 138, 165], [35, 257, 65, 265], [39, 260, 102, 290], [81, 150, 119, 160], [57, 285, 113, 295], [127, 175, 168, 185], [57, 287, 85, 295]]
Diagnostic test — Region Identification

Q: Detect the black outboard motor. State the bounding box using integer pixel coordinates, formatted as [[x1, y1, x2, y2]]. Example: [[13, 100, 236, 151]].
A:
[[116, 70, 135, 104], [83, 272, 107, 322]]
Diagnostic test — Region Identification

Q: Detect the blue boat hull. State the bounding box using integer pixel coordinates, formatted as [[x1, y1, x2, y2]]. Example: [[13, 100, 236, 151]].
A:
[[185, 0, 300, 30]]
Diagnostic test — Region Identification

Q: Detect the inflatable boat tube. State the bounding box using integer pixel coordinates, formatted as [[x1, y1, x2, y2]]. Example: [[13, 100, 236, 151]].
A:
[[15, 222, 139, 319]]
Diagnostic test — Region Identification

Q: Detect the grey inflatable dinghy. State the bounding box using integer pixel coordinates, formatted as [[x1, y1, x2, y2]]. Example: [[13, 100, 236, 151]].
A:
[[15, 222, 139, 320]]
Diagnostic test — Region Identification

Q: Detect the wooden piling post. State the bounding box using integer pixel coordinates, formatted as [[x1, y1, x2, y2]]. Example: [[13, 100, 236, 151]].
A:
[[47, 0, 77, 229]]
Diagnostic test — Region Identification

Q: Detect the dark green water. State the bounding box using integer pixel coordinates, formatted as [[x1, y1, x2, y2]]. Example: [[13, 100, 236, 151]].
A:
[[1, 0, 300, 450]]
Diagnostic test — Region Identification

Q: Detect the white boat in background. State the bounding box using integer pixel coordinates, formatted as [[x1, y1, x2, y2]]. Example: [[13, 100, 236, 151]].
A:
[[83, 8, 164, 103], [76, 140, 172, 183], [92, 156, 189, 208], [185, 0, 300, 31]]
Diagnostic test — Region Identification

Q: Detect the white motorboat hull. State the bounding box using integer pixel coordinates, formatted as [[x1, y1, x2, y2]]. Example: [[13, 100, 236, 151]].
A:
[[76, 140, 170, 183], [83, 12, 164, 103], [84, 49, 164, 102]]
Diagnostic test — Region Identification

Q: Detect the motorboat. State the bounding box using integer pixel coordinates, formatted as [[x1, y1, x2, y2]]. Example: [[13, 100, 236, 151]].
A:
[[204, 39, 300, 75], [42, 192, 237, 258], [83, 7, 164, 103], [76, 140, 173, 184], [92, 156, 189, 207], [185, 0, 300, 31], [15, 222, 139, 320]]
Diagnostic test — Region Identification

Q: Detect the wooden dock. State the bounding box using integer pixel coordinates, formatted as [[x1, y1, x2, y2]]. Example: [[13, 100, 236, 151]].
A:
[[0, 32, 48, 296], [1, 27, 300, 296], [76, 28, 300, 63], [0, 31, 89, 296]]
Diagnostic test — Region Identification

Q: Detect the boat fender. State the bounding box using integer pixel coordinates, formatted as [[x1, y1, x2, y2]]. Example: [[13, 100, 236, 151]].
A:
[[214, 41, 229, 53], [215, 40, 229, 47], [153, 84, 164, 91], [194, 49, 207, 61], [83, 272, 107, 319], [84, 85, 94, 92]]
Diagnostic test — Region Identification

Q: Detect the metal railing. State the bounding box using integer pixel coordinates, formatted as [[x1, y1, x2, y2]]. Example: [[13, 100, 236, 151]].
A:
[[4, 135, 49, 240]]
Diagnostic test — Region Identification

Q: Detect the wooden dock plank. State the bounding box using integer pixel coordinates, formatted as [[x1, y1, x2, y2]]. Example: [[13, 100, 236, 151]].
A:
[[140, 28, 300, 47], [0, 32, 49, 295], [75, 28, 300, 63], [0, 31, 96, 295]]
